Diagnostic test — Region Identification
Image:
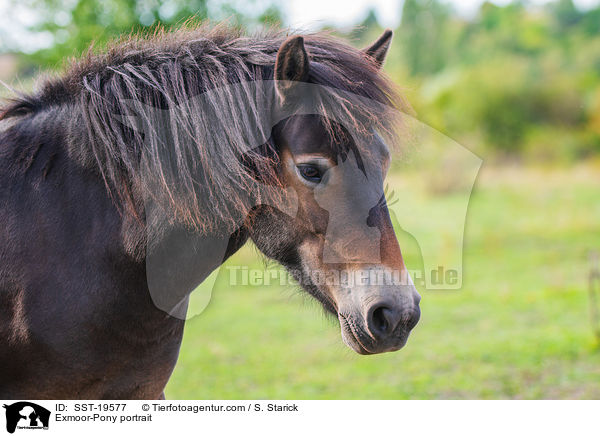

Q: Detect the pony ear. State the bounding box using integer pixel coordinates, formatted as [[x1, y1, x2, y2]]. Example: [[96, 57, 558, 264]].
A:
[[363, 29, 393, 68], [275, 36, 310, 103]]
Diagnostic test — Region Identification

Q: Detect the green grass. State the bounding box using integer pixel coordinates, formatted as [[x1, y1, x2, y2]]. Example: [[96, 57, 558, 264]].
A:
[[166, 164, 600, 399]]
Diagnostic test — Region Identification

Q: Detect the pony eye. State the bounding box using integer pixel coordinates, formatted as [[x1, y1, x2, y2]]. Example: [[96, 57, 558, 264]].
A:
[[297, 165, 322, 183]]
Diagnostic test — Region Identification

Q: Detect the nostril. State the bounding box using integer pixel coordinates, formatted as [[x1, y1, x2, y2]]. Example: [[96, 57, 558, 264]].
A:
[[371, 306, 390, 334], [367, 302, 420, 340], [368, 304, 400, 338]]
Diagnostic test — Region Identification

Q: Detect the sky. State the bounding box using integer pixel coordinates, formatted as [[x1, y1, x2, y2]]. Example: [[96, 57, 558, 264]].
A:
[[1, 0, 599, 52]]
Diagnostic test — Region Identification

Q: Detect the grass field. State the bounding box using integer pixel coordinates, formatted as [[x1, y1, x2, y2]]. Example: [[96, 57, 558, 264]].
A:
[[166, 163, 600, 399]]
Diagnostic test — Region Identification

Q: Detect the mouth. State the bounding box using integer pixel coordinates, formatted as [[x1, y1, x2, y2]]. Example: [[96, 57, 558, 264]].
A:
[[338, 314, 375, 355], [338, 312, 411, 355]]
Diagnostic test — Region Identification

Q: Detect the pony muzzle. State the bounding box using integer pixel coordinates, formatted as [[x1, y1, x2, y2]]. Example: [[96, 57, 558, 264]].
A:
[[334, 267, 421, 355]]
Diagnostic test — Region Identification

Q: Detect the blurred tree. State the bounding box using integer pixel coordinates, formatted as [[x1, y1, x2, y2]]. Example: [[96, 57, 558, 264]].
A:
[[549, 0, 582, 30], [399, 0, 450, 76], [349, 6, 394, 66], [579, 6, 600, 35], [9, 0, 281, 68], [398, 0, 600, 161], [350, 8, 382, 43]]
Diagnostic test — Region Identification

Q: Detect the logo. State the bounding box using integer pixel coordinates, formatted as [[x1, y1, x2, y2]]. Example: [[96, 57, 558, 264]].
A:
[[3, 402, 50, 434]]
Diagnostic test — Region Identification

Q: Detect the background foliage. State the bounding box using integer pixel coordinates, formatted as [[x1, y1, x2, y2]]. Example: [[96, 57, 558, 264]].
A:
[[3, 0, 600, 162], [350, 0, 600, 162], [3, 0, 600, 161]]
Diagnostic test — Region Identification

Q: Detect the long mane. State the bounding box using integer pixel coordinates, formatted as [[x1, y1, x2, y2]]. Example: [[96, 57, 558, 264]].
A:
[[0, 23, 406, 239]]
